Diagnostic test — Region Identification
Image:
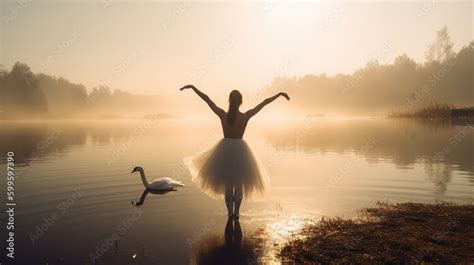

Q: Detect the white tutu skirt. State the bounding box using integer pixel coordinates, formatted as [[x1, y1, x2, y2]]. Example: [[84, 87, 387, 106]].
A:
[[184, 138, 268, 199]]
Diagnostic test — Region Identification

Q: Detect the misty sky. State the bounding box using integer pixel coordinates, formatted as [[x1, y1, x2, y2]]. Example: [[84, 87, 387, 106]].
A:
[[1, 1, 472, 95]]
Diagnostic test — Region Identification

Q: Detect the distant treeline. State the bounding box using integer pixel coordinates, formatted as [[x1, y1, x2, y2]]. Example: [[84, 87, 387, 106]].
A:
[[1, 27, 472, 118], [267, 28, 473, 114], [0, 63, 163, 119]]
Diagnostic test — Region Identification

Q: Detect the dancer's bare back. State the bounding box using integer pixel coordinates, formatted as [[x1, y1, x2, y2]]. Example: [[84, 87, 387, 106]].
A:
[[220, 111, 249, 139]]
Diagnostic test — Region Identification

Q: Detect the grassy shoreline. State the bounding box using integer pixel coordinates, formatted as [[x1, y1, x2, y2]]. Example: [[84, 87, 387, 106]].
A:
[[389, 102, 474, 119], [278, 202, 474, 264]]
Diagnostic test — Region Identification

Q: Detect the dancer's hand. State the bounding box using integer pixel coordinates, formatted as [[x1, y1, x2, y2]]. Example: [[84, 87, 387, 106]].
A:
[[279, 92, 290, 100], [180, 85, 195, 91]]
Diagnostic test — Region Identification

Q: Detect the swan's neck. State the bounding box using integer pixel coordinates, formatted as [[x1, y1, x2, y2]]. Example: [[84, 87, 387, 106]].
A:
[[138, 169, 150, 188]]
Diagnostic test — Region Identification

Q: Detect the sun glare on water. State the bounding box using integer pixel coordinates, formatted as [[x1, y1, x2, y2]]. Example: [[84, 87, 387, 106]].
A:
[[247, 211, 320, 263]]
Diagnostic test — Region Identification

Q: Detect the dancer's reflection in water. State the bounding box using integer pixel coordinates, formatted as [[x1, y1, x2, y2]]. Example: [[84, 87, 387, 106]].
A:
[[131, 189, 176, 206], [193, 217, 260, 265], [225, 217, 242, 252]]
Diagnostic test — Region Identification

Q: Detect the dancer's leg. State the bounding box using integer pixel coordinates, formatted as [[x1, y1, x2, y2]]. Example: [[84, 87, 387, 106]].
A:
[[225, 184, 234, 217], [234, 184, 243, 219]]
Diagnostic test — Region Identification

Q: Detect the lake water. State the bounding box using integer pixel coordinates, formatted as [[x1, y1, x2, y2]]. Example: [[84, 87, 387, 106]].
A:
[[0, 118, 472, 264]]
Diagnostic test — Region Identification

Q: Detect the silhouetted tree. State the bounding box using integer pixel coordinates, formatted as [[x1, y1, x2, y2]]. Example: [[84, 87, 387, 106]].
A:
[[425, 26, 454, 63], [0, 62, 48, 117]]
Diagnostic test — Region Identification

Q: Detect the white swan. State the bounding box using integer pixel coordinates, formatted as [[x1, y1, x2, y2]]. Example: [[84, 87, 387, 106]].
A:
[[131, 166, 185, 190]]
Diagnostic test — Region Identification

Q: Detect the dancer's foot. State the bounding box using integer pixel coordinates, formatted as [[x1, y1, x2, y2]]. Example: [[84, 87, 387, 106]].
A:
[[233, 212, 239, 220]]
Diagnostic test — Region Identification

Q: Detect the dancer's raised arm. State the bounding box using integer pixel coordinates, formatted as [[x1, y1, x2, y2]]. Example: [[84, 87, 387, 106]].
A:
[[246, 92, 290, 118], [180, 85, 225, 117]]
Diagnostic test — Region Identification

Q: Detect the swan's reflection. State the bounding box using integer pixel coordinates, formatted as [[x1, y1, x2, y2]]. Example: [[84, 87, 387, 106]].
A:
[[193, 217, 261, 265], [131, 189, 176, 207]]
